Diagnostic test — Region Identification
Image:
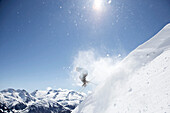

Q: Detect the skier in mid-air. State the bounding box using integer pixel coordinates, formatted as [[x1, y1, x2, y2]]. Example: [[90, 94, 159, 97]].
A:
[[76, 67, 89, 87]]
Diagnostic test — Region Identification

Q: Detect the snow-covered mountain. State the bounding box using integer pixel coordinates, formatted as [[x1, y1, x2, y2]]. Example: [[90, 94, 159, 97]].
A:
[[73, 24, 170, 113], [0, 88, 85, 113]]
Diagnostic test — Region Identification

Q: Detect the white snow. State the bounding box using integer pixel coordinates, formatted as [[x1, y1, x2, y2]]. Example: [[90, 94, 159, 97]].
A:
[[73, 23, 170, 113], [0, 88, 85, 112], [71, 49, 122, 87]]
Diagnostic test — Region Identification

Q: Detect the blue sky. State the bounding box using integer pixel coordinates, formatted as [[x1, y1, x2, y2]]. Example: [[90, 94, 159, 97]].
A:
[[0, 0, 170, 92]]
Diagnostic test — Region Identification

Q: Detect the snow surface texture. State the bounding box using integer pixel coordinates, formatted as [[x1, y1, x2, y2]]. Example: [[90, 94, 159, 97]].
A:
[[73, 24, 170, 113], [0, 88, 85, 113]]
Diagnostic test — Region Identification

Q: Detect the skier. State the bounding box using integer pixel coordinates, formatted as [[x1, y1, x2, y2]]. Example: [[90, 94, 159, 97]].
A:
[[76, 67, 89, 87]]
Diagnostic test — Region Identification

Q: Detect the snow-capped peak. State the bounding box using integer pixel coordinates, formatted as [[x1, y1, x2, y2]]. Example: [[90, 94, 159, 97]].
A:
[[0, 88, 85, 113]]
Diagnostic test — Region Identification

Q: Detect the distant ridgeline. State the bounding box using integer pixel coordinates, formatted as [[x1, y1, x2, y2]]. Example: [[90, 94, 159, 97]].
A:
[[0, 88, 85, 113]]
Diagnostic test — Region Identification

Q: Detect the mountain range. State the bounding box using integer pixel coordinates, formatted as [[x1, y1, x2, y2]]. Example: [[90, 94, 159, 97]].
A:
[[0, 88, 85, 113]]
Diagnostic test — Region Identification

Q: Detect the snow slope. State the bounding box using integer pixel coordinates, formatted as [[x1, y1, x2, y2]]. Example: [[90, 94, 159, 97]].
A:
[[73, 23, 170, 113]]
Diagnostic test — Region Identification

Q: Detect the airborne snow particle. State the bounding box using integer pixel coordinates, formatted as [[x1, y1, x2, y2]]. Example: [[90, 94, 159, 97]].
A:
[[68, 10, 71, 14], [67, 33, 70, 36], [118, 54, 121, 57], [108, 0, 112, 4]]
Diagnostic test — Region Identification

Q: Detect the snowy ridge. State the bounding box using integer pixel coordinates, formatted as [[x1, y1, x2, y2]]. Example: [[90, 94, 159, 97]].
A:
[[0, 88, 85, 113], [73, 23, 170, 113], [122, 23, 170, 71]]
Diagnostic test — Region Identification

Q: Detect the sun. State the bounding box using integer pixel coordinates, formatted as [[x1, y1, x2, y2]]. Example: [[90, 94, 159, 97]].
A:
[[93, 0, 103, 11]]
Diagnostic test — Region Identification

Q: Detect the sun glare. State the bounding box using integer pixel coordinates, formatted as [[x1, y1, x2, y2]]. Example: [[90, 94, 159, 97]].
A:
[[93, 0, 103, 11]]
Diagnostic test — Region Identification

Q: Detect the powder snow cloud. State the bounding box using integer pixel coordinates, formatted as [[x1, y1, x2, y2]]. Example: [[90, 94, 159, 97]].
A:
[[70, 49, 122, 87]]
